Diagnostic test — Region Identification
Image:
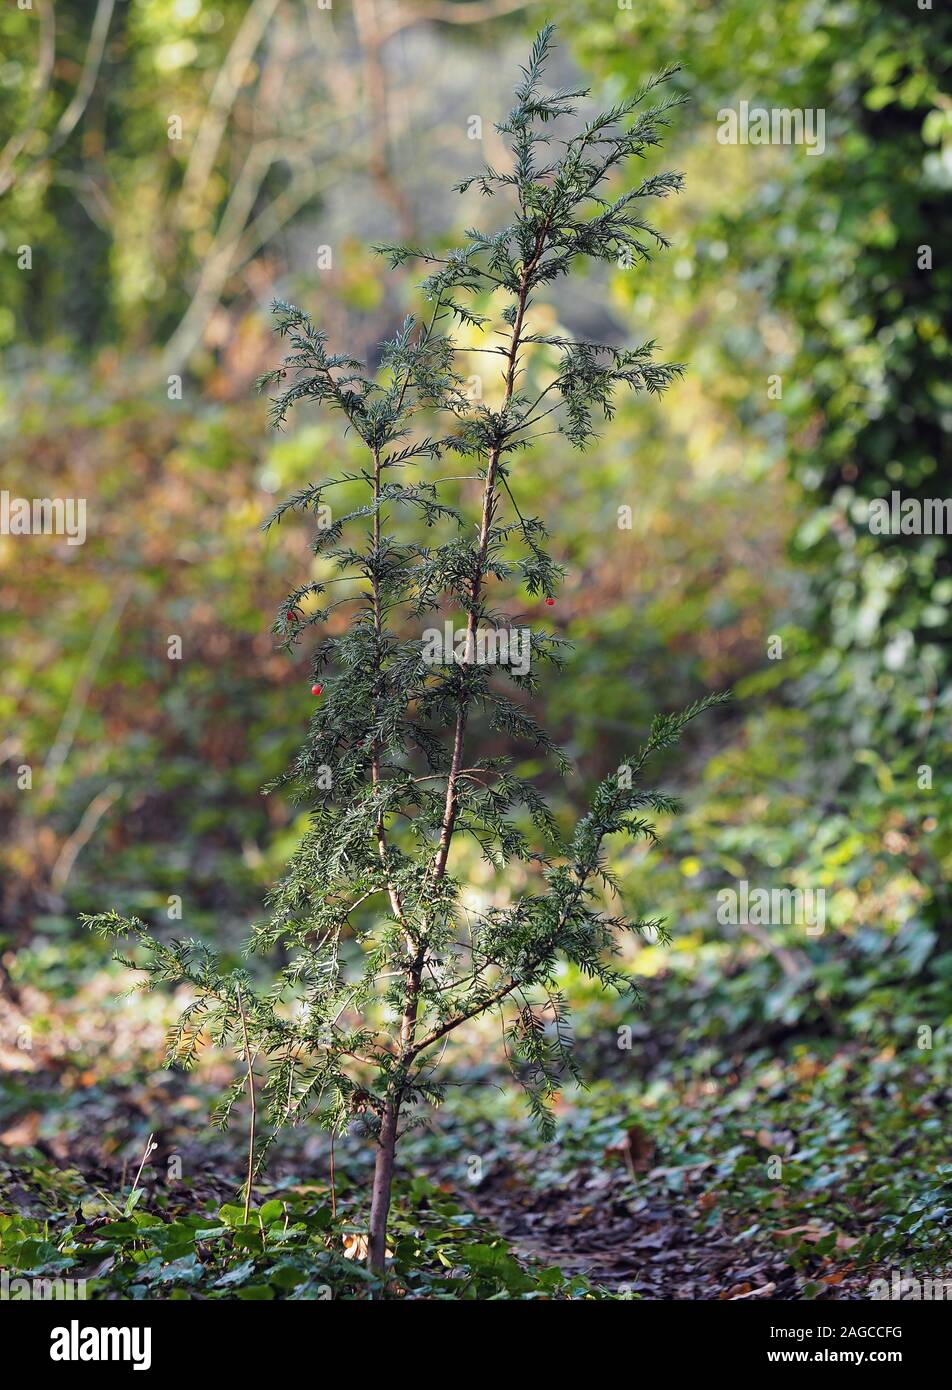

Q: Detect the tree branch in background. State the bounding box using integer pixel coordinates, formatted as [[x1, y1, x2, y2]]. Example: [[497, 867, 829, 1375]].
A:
[[0, 0, 56, 197]]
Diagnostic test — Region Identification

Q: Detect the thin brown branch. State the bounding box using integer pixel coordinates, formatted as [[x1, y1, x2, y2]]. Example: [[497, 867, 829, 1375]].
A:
[[179, 0, 283, 213], [431, 218, 552, 883], [379, 0, 530, 42], [50, 782, 123, 893], [0, 0, 55, 197], [236, 986, 257, 1225]]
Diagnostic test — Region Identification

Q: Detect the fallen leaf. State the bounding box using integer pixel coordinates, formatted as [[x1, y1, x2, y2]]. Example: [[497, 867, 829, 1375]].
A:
[[605, 1124, 656, 1175], [0, 1113, 40, 1146]]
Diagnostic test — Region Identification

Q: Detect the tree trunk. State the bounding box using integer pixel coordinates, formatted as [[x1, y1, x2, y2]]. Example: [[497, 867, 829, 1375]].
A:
[[367, 1100, 398, 1283]]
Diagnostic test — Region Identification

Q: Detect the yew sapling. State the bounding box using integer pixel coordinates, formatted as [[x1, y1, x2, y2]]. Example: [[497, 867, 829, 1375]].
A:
[[85, 26, 726, 1279]]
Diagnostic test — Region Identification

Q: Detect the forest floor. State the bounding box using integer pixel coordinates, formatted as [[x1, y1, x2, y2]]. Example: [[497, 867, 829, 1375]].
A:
[[470, 1162, 807, 1299], [0, 1087, 875, 1301], [0, 1063, 902, 1300], [2, 948, 949, 1300]]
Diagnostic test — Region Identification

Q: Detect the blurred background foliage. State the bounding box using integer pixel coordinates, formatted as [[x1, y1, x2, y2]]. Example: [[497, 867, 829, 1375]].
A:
[[1, 0, 951, 1289]]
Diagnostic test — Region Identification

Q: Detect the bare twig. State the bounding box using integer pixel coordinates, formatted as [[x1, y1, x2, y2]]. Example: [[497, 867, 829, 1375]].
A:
[[379, 0, 530, 43], [329, 1130, 337, 1219], [0, 0, 117, 195], [130, 1132, 157, 1195], [179, 0, 283, 212], [50, 782, 122, 892], [43, 582, 132, 797], [0, 0, 55, 197], [236, 986, 257, 1224], [45, 0, 116, 157]]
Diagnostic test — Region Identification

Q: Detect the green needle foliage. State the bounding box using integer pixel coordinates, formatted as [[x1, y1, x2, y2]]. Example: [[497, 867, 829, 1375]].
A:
[[84, 25, 726, 1277]]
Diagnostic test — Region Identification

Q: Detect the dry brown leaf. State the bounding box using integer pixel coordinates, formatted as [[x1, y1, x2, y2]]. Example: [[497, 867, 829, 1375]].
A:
[[604, 1123, 656, 1174], [565, 1204, 595, 1227], [343, 1232, 392, 1262], [774, 1223, 829, 1243], [342, 1232, 368, 1261], [0, 1112, 40, 1146]]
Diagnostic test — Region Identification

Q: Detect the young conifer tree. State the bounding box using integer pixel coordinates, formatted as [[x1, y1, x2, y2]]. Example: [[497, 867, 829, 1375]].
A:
[[86, 26, 725, 1278]]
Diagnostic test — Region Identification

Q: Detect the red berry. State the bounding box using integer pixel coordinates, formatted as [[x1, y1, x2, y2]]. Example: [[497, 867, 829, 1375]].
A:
[[311, 683, 323, 696], [545, 597, 555, 606]]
